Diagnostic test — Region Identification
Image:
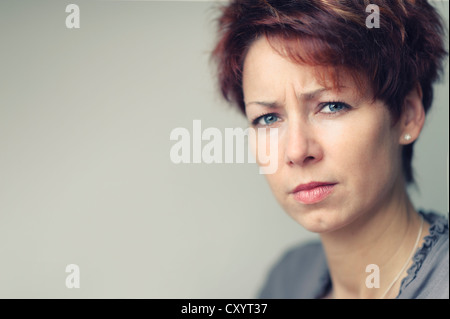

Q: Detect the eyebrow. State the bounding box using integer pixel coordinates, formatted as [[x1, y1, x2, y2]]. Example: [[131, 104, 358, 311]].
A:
[[245, 87, 340, 108]]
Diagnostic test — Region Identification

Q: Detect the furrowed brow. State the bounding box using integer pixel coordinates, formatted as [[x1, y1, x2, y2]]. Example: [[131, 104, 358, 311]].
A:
[[245, 86, 347, 108]]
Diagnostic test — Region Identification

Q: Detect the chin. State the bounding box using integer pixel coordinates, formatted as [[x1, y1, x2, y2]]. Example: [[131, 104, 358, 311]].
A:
[[287, 207, 349, 234]]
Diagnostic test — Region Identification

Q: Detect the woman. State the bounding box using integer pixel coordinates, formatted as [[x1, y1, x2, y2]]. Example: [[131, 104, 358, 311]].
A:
[[211, 0, 448, 298]]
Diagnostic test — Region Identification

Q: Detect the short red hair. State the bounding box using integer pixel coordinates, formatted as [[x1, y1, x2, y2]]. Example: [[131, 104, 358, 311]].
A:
[[211, 0, 447, 184]]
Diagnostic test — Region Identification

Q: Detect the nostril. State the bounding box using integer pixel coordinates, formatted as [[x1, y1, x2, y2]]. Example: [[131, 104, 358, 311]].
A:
[[304, 156, 315, 163]]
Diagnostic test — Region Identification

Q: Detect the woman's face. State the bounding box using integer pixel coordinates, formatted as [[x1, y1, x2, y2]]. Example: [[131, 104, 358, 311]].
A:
[[242, 37, 404, 233]]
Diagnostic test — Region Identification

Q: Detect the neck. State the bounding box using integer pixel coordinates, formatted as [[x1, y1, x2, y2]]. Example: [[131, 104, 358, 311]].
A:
[[320, 180, 427, 299]]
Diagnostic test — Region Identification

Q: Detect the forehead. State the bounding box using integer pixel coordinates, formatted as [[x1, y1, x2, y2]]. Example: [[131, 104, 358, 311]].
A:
[[242, 37, 369, 100]]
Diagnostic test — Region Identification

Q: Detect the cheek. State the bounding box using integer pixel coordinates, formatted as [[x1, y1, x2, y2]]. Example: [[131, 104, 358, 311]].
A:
[[329, 108, 400, 190], [250, 127, 281, 173], [253, 129, 286, 196]]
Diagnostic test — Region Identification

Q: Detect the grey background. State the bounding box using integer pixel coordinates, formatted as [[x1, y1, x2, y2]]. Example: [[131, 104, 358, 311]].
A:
[[0, 0, 447, 298]]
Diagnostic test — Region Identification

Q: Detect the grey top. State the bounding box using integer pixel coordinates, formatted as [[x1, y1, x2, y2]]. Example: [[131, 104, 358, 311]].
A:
[[259, 211, 449, 299]]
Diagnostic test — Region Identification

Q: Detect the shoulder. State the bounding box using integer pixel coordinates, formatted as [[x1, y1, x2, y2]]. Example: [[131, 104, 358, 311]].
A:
[[258, 240, 329, 299], [399, 211, 449, 299]]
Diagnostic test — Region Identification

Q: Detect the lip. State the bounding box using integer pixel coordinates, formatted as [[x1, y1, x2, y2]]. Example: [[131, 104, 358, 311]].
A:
[[291, 182, 337, 205]]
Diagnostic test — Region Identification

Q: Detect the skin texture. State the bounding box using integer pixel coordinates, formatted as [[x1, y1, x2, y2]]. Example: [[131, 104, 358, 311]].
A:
[[243, 36, 429, 298]]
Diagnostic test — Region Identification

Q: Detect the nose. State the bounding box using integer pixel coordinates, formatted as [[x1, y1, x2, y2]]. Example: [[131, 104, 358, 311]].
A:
[[284, 120, 323, 167]]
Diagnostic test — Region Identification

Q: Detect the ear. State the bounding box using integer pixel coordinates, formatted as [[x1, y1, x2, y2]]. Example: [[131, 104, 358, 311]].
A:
[[398, 84, 425, 145]]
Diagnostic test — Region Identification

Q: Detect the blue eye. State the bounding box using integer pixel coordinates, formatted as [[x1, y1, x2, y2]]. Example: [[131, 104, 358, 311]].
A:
[[321, 102, 350, 113], [254, 113, 279, 126]]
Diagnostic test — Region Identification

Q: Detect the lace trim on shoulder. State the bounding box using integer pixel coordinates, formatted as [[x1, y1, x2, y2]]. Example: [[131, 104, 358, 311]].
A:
[[398, 211, 449, 294]]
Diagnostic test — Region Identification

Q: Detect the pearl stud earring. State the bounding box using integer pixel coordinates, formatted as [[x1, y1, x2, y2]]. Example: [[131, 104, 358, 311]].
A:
[[404, 133, 412, 141]]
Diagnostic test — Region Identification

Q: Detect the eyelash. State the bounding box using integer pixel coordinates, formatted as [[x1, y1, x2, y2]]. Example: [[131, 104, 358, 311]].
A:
[[319, 101, 351, 115], [251, 113, 279, 126], [250, 101, 352, 127]]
